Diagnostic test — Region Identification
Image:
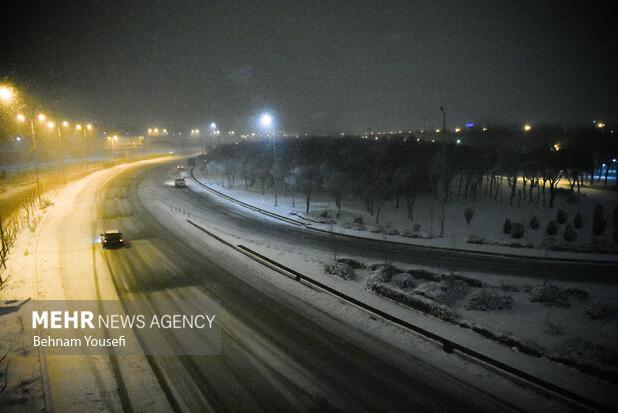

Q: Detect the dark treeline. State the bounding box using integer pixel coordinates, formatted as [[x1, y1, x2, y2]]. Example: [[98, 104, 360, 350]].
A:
[[203, 126, 617, 228]]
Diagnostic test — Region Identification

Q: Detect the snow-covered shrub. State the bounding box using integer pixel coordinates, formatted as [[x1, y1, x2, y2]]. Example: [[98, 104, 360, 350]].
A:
[[370, 264, 401, 282], [353, 216, 363, 225], [335, 257, 366, 269], [464, 207, 474, 225], [585, 303, 612, 320], [414, 279, 469, 305], [574, 212, 584, 229], [413, 223, 421, 232], [529, 216, 540, 229], [400, 229, 417, 238], [386, 228, 399, 235], [370, 225, 385, 234], [319, 210, 331, 218], [368, 281, 459, 322], [593, 204, 607, 236], [529, 284, 570, 308], [323, 261, 354, 280], [556, 209, 568, 224], [546, 221, 559, 236], [563, 224, 577, 242], [503, 218, 512, 234], [510, 223, 525, 239], [390, 273, 416, 289], [465, 289, 513, 311]]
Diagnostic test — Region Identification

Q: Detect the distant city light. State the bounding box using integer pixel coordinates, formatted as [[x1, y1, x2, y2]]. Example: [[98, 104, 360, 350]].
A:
[[524, 124, 532, 132], [37, 113, 46, 122], [86, 123, 93, 130], [553, 143, 560, 151], [596, 122, 605, 129], [456, 139, 461, 144], [210, 122, 217, 129], [16, 136, 21, 141], [16, 113, 26, 122], [482, 127, 488, 131], [454, 128, 461, 133], [47, 121, 55, 129], [62, 120, 69, 127], [465, 122, 475, 128], [435, 129, 440, 133], [76, 124, 82, 130]]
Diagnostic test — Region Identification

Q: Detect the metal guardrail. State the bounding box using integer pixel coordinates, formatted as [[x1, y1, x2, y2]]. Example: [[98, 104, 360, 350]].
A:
[[190, 168, 304, 226], [186, 217, 608, 412]]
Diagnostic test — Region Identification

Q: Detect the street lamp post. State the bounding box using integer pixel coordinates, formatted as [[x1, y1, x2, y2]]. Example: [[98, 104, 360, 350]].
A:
[[439, 106, 447, 237], [16, 113, 42, 204], [56, 123, 66, 183]]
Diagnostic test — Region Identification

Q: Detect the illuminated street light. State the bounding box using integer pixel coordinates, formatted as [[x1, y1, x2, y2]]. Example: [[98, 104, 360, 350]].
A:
[[259, 113, 273, 129], [37, 113, 46, 122], [16, 113, 26, 122], [210, 122, 217, 130], [596, 122, 605, 129], [553, 143, 560, 151], [62, 120, 69, 127], [0, 85, 15, 104], [435, 129, 441, 133], [86, 123, 93, 130], [524, 124, 532, 132], [454, 128, 461, 133], [47, 121, 55, 129], [482, 127, 488, 131], [456, 139, 462, 144]]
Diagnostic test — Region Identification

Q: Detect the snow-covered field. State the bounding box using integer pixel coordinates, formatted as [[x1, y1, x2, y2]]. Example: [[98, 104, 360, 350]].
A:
[[194, 167, 618, 260], [171, 169, 618, 408]]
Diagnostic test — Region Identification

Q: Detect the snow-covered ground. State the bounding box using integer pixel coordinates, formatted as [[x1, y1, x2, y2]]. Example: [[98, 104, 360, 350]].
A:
[[194, 166, 618, 261], [146, 164, 618, 408]]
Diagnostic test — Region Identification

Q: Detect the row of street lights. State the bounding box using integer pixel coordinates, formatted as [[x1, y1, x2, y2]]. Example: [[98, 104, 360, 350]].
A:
[[1, 83, 98, 203]]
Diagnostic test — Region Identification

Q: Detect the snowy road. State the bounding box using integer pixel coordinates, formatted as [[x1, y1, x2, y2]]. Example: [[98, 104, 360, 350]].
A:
[[80, 159, 580, 412]]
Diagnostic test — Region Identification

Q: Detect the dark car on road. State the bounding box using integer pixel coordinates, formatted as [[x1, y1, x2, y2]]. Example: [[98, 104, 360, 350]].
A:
[[100, 229, 124, 248]]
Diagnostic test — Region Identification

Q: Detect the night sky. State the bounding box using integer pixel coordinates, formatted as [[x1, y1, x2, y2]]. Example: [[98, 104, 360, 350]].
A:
[[1, 0, 616, 133]]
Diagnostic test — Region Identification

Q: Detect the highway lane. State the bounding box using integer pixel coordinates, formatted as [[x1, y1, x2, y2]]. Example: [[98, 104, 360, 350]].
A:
[[186, 165, 617, 283], [96, 161, 545, 411]]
